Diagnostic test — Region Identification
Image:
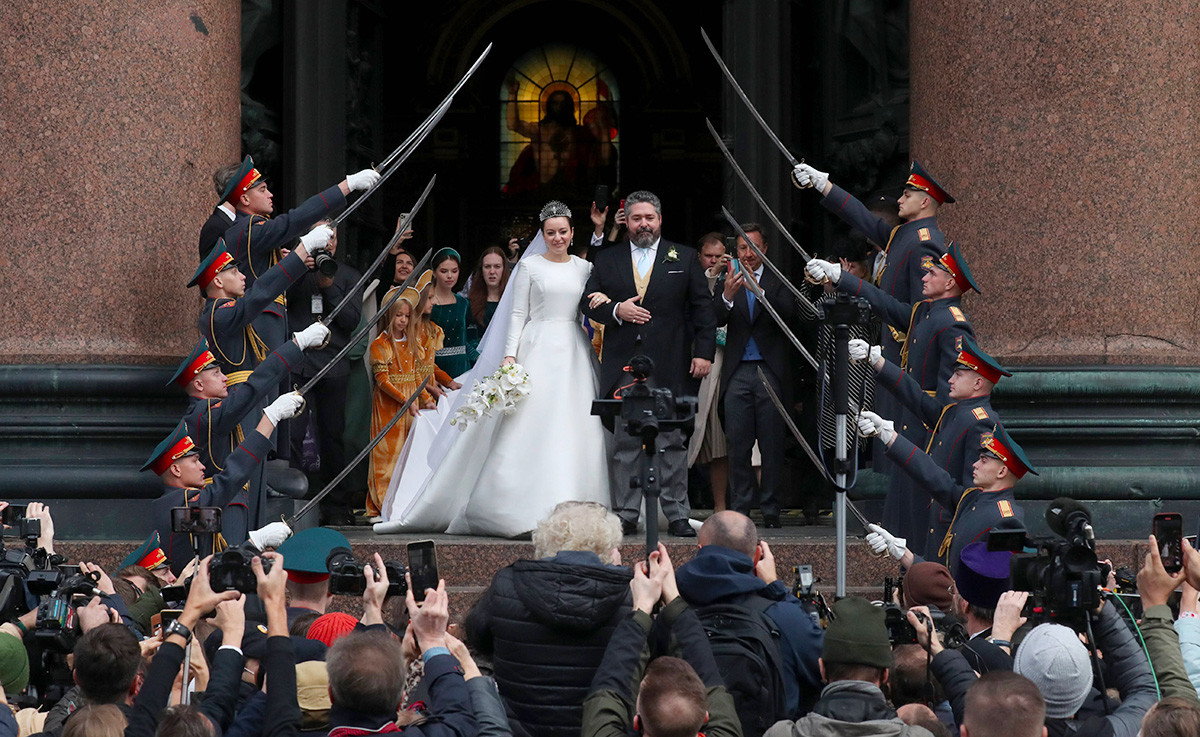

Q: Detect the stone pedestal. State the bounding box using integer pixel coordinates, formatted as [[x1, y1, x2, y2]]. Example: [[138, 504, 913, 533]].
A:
[[0, 0, 240, 364], [909, 0, 1200, 366]]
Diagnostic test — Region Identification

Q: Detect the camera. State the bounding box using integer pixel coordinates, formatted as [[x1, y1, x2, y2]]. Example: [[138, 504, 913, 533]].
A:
[[209, 543, 272, 595], [591, 355, 698, 438], [881, 603, 967, 649], [989, 497, 1109, 625], [326, 548, 407, 598], [312, 248, 338, 277], [791, 565, 832, 627], [33, 569, 101, 653]]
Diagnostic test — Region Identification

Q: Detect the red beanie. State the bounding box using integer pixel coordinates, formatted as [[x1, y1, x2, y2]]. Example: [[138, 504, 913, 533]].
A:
[[306, 613, 359, 647]]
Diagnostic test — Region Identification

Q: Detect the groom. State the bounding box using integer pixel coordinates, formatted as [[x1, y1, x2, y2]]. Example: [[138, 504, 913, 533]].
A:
[[581, 190, 716, 537]]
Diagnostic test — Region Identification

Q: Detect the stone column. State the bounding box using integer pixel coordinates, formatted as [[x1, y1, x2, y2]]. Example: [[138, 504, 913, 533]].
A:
[[0, 0, 240, 364], [909, 0, 1200, 366]]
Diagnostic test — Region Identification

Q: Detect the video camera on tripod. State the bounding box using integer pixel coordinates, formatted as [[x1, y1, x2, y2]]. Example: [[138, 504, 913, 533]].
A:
[[592, 355, 698, 555], [988, 497, 1110, 626]]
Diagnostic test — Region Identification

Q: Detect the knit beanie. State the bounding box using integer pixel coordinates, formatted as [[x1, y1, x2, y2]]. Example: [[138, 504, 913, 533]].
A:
[[306, 612, 359, 647], [902, 562, 955, 613], [1013, 623, 1092, 718], [0, 632, 29, 694], [823, 597, 893, 668]]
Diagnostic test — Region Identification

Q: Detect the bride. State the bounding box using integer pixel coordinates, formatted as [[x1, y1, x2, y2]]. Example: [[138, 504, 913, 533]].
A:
[[376, 200, 611, 537]]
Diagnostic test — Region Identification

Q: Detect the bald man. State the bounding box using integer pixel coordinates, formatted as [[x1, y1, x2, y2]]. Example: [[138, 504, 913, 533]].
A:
[[674, 511, 824, 720]]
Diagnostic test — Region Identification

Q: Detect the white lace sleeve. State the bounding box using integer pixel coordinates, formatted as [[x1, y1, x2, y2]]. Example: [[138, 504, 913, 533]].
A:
[[503, 260, 531, 358]]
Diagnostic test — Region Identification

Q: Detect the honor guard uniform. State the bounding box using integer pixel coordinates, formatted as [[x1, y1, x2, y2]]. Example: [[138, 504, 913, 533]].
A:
[[794, 160, 953, 479], [882, 421, 1035, 569], [811, 241, 979, 541], [118, 532, 174, 583], [862, 336, 1011, 558], [141, 421, 270, 575]]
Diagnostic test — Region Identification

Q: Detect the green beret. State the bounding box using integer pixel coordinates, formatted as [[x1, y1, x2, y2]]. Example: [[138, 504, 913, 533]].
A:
[[0, 632, 29, 694], [823, 597, 893, 669]]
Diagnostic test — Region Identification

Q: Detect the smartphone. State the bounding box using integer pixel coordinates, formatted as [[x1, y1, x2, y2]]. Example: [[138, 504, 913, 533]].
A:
[[1154, 512, 1184, 574], [2, 505, 27, 526], [728, 258, 742, 275], [407, 540, 439, 603], [150, 609, 184, 638], [171, 507, 222, 534], [594, 185, 610, 213], [619, 198, 626, 211], [724, 236, 736, 253]]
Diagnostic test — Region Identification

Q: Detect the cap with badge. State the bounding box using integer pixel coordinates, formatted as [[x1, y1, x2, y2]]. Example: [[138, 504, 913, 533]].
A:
[[169, 340, 219, 388], [120, 531, 171, 571], [220, 155, 265, 205], [191, 239, 239, 290], [905, 160, 955, 204], [955, 336, 1011, 385], [930, 240, 980, 295], [982, 424, 1038, 479], [276, 527, 351, 584], [141, 421, 199, 475], [953, 541, 1013, 609]]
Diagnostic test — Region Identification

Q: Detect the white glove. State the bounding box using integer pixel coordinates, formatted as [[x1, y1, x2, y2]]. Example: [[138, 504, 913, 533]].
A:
[[346, 168, 381, 192], [856, 410, 896, 445], [248, 521, 292, 550], [300, 226, 333, 253], [847, 339, 883, 368], [294, 322, 330, 350], [805, 258, 841, 284], [791, 163, 829, 192], [866, 523, 907, 560], [264, 391, 304, 425]]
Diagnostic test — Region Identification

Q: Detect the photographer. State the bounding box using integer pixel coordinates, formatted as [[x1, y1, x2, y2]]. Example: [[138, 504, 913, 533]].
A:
[[582, 545, 740, 737], [1138, 534, 1200, 704], [286, 220, 364, 526], [909, 594, 1156, 737]]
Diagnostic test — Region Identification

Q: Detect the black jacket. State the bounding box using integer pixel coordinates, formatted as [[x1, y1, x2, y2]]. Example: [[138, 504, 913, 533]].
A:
[[465, 551, 632, 737], [580, 239, 716, 398], [199, 206, 235, 260], [714, 267, 795, 395]]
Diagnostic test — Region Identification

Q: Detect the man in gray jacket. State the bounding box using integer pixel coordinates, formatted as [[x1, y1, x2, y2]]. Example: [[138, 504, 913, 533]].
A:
[[765, 598, 934, 737]]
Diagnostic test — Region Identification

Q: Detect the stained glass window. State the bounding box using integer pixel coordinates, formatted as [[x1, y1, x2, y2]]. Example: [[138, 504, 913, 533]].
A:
[[499, 44, 620, 197]]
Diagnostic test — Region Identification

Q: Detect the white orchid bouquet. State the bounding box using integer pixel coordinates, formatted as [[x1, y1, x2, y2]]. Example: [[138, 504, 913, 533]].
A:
[[450, 362, 532, 429]]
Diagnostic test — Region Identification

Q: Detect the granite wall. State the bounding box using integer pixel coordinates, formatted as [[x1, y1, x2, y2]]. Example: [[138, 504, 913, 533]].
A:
[[909, 0, 1200, 366], [0, 1, 240, 364]]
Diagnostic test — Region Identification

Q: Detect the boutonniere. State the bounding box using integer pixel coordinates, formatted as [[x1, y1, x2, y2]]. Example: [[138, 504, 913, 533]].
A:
[[663, 247, 679, 263]]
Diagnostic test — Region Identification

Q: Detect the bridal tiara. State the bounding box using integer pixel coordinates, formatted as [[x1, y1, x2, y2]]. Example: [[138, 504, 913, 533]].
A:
[[539, 200, 572, 222]]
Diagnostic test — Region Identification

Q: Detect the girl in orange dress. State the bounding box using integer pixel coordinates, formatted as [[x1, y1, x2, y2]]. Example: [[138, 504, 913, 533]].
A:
[[367, 287, 437, 517]]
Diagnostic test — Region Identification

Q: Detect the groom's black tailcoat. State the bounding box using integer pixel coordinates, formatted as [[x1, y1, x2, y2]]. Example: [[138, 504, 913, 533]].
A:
[[580, 239, 716, 399]]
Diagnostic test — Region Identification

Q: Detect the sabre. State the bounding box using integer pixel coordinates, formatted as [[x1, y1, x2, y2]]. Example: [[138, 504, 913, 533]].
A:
[[320, 175, 437, 329], [719, 205, 815, 312], [700, 29, 805, 174], [377, 44, 492, 173], [299, 243, 433, 398], [707, 120, 812, 262], [287, 374, 431, 526], [722, 210, 818, 370], [757, 367, 874, 534]]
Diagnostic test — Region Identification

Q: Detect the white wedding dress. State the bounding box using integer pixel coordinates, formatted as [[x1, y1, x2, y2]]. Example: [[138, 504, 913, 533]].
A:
[[375, 253, 610, 537]]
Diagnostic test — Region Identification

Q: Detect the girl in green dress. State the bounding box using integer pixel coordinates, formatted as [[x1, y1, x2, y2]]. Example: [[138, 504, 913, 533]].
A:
[[429, 248, 476, 376]]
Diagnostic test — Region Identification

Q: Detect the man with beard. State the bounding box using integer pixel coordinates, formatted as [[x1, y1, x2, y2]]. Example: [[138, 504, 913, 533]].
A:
[[505, 80, 580, 190], [581, 190, 716, 537]]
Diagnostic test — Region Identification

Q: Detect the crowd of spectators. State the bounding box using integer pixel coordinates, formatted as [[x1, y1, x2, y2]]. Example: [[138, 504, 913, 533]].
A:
[[2, 500, 1200, 737]]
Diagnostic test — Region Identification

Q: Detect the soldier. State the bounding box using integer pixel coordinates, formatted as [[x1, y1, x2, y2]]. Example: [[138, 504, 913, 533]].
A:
[[794, 160, 954, 484], [275, 527, 351, 626], [140, 393, 301, 575], [808, 241, 979, 546], [858, 413, 1036, 570], [172, 325, 327, 486], [198, 162, 244, 259], [219, 156, 379, 349], [117, 532, 176, 587], [850, 335, 1011, 559]]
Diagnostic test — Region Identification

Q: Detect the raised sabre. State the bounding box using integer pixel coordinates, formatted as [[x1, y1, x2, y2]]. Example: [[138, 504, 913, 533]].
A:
[[756, 367, 874, 535], [287, 374, 432, 526], [719, 205, 815, 314], [707, 119, 812, 262], [721, 209, 818, 370], [700, 28, 807, 179]]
